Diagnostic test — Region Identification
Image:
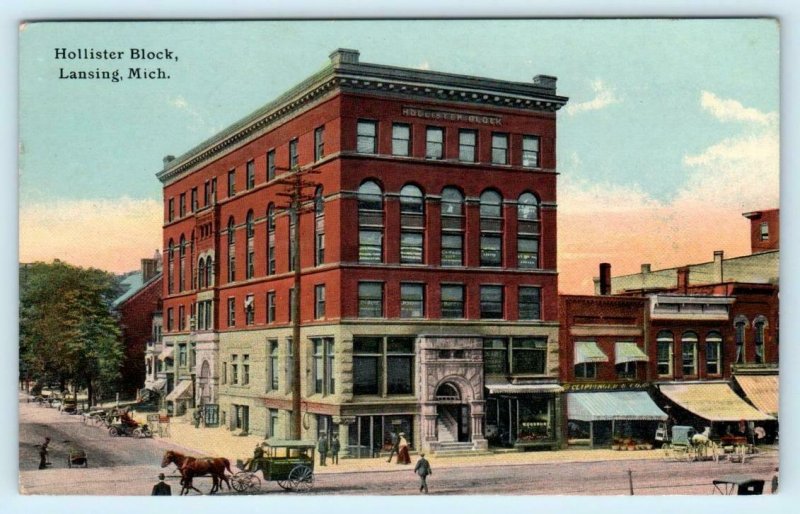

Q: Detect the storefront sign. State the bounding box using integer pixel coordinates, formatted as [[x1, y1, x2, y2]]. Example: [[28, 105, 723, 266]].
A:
[[402, 106, 502, 126], [563, 382, 649, 392]]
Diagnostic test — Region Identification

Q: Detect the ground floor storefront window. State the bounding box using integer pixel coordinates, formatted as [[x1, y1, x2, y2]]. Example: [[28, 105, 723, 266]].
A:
[[485, 395, 556, 448], [568, 419, 659, 448], [347, 414, 413, 458]]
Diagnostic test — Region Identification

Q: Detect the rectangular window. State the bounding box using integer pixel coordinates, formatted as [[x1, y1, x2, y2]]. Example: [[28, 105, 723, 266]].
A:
[[400, 232, 423, 264], [400, 283, 425, 318], [518, 237, 539, 269], [246, 160, 255, 189], [440, 284, 465, 319], [480, 234, 502, 266], [228, 252, 236, 283], [315, 233, 325, 267], [179, 193, 186, 217], [616, 361, 636, 380], [512, 338, 547, 374], [483, 338, 509, 375], [179, 344, 187, 367], [222, 361, 227, 384], [441, 234, 463, 267], [245, 295, 254, 325], [227, 169, 236, 197], [760, 222, 769, 241], [387, 337, 414, 395], [242, 355, 250, 385], [227, 297, 236, 327], [178, 305, 185, 331], [357, 120, 377, 153], [313, 340, 324, 394], [522, 135, 540, 168], [480, 285, 504, 319], [289, 138, 298, 168], [358, 229, 383, 263], [267, 292, 276, 323], [657, 341, 673, 377], [267, 150, 276, 180], [232, 359, 238, 385], [706, 341, 721, 375], [682, 342, 697, 376], [392, 123, 411, 156], [168, 198, 175, 222], [575, 362, 597, 379], [491, 133, 509, 164], [326, 338, 335, 394], [358, 282, 384, 318], [315, 284, 326, 319], [426, 127, 444, 159], [203, 182, 211, 207], [286, 339, 293, 390], [518, 286, 542, 320], [269, 340, 279, 391], [269, 409, 279, 437], [191, 188, 198, 212], [353, 337, 381, 395], [247, 247, 255, 279], [314, 126, 325, 161], [459, 129, 477, 162], [166, 308, 174, 331]]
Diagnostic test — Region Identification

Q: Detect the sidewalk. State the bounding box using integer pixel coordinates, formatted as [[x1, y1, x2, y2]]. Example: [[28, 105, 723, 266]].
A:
[[130, 411, 781, 476]]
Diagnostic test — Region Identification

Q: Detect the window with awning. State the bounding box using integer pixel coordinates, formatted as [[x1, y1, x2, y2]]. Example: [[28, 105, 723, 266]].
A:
[[574, 342, 608, 365], [615, 342, 649, 364]]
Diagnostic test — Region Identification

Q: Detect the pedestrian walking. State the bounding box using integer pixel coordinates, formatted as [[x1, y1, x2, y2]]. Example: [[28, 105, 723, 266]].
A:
[[151, 473, 172, 496], [192, 407, 202, 429], [317, 433, 328, 466], [396, 432, 411, 465], [386, 431, 399, 463], [331, 434, 340, 465], [38, 437, 50, 470], [414, 453, 432, 494]]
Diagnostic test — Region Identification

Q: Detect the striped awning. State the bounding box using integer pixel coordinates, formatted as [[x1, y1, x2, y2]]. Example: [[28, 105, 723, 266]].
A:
[[165, 380, 192, 402], [659, 383, 774, 422], [486, 380, 564, 394], [615, 342, 649, 364], [734, 375, 779, 417], [568, 391, 668, 421], [574, 342, 609, 365]]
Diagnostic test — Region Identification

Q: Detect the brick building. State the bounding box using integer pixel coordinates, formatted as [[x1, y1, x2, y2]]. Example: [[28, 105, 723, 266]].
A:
[[156, 49, 568, 454]]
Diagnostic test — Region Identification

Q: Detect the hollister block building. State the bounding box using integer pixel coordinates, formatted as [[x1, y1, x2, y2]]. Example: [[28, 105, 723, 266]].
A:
[[157, 49, 568, 455]]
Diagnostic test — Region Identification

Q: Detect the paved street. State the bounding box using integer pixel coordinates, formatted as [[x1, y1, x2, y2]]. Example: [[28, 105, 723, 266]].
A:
[[19, 395, 778, 496]]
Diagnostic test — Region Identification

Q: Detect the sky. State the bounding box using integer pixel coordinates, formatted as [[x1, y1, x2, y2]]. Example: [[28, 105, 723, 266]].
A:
[[18, 19, 780, 293]]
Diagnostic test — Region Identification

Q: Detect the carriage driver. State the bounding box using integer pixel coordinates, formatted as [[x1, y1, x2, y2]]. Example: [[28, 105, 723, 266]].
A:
[[244, 442, 266, 472]]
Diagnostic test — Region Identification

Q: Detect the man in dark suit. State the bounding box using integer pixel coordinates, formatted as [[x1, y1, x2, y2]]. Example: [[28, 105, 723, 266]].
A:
[[38, 437, 50, 470], [151, 473, 172, 495], [414, 453, 432, 494], [386, 431, 399, 463]]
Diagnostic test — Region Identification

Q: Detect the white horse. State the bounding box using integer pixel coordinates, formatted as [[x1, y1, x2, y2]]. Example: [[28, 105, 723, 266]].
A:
[[691, 426, 718, 461]]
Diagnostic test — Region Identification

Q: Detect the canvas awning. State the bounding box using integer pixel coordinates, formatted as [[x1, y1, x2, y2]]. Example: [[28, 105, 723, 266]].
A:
[[486, 380, 564, 394], [567, 391, 668, 421], [615, 342, 649, 364], [574, 342, 609, 365], [734, 375, 779, 417], [165, 380, 192, 402], [659, 383, 774, 422], [158, 346, 174, 361]]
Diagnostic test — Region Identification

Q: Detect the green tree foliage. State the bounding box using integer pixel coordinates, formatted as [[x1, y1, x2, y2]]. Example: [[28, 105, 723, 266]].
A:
[[19, 260, 125, 405]]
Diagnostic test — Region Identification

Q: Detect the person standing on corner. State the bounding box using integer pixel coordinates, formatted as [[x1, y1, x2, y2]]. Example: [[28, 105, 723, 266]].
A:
[[38, 437, 50, 469], [396, 432, 411, 465], [151, 473, 172, 495], [330, 434, 340, 465], [386, 431, 399, 463], [317, 433, 328, 466], [414, 453, 432, 494]]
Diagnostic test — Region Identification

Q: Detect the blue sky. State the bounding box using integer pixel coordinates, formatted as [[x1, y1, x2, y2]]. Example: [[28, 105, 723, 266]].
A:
[[18, 19, 780, 291]]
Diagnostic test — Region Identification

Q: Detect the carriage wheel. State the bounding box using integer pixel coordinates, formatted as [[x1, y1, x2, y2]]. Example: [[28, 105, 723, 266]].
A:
[[246, 474, 261, 492], [108, 426, 120, 437], [277, 479, 291, 490], [133, 428, 143, 438], [231, 472, 252, 493], [288, 465, 314, 492]]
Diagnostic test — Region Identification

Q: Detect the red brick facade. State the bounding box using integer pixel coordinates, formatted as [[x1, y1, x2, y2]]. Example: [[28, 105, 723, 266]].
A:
[[116, 275, 162, 395]]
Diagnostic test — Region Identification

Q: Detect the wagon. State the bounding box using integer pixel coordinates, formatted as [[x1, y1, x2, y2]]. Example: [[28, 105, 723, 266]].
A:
[[67, 447, 88, 468], [231, 439, 316, 493], [662, 426, 719, 462]]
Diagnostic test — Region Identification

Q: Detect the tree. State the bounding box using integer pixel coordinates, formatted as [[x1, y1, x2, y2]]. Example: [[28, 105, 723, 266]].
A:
[[19, 260, 124, 405]]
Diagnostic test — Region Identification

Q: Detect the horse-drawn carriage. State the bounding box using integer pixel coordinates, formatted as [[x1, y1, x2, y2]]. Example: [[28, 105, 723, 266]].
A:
[[662, 426, 719, 462], [231, 440, 317, 493], [108, 410, 153, 438], [67, 447, 88, 468]]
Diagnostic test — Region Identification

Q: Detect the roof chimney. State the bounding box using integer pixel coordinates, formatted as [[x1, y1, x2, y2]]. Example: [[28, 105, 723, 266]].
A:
[[641, 263, 651, 274], [533, 74, 557, 92], [677, 267, 690, 293], [162, 155, 175, 169], [141, 257, 158, 283], [330, 48, 360, 66], [599, 263, 612, 295], [713, 250, 724, 283]]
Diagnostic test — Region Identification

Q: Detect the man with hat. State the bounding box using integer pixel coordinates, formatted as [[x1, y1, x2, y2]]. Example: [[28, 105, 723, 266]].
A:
[[414, 453, 432, 494], [151, 473, 172, 495], [38, 437, 50, 470]]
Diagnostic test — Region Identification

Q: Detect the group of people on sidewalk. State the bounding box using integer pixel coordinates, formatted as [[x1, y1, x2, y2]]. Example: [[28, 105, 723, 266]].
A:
[[317, 433, 341, 466]]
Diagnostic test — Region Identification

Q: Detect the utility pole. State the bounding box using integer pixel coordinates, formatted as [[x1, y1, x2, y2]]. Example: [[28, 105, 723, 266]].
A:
[[275, 165, 320, 440]]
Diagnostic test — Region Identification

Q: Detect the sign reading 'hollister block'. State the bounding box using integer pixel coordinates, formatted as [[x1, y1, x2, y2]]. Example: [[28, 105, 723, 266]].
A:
[[402, 106, 502, 126]]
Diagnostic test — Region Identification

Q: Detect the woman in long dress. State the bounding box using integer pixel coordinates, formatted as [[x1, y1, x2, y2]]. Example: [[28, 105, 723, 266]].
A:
[[396, 433, 411, 464]]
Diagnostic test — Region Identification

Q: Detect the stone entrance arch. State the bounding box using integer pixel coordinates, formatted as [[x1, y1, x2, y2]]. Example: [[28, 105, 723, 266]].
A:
[[198, 360, 212, 404]]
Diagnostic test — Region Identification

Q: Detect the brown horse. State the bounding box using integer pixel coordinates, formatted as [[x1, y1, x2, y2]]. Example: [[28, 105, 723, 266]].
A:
[[161, 450, 232, 495]]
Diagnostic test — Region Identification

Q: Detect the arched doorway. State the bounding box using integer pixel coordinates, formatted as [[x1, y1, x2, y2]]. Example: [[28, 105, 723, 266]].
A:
[[198, 360, 211, 404], [435, 382, 470, 443]]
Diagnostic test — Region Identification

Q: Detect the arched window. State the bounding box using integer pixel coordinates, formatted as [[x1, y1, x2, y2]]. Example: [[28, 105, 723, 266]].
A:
[[705, 331, 722, 375], [246, 210, 255, 279], [734, 316, 747, 364], [754, 315, 767, 363], [517, 192, 540, 269], [435, 382, 461, 401], [227, 217, 236, 283], [178, 235, 186, 292], [440, 187, 464, 266], [358, 181, 384, 263], [681, 331, 698, 376], [198, 258, 206, 289], [479, 190, 503, 267], [399, 184, 424, 264], [314, 187, 325, 266], [656, 331, 673, 377], [205, 256, 213, 287], [167, 239, 175, 294], [266, 204, 275, 275]]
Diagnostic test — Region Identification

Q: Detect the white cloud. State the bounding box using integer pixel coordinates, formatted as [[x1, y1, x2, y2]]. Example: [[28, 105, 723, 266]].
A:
[[169, 95, 206, 132], [700, 90, 777, 126], [416, 61, 431, 70], [20, 197, 163, 273], [565, 79, 620, 116]]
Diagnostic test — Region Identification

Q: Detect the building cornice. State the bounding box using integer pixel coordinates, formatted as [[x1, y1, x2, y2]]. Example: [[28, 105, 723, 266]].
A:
[[157, 49, 568, 185]]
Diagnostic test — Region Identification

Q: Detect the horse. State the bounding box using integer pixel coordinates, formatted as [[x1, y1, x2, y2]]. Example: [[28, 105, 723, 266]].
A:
[[691, 426, 718, 461], [161, 450, 232, 495]]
